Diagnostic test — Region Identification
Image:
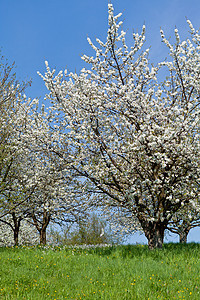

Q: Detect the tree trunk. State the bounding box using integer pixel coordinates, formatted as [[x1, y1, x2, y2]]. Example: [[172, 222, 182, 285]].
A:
[[14, 227, 20, 246], [32, 209, 51, 246], [141, 220, 167, 250], [12, 212, 21, 246], [39, 229, 47, 245], [179, 230, 189, 244]]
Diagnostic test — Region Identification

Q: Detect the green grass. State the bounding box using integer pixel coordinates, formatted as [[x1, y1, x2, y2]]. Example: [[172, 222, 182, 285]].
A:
[[0, 243, 200, 299]]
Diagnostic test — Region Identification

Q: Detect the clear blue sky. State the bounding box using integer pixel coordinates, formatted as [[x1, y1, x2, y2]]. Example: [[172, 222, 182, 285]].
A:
[[1, 0, 200, 244]]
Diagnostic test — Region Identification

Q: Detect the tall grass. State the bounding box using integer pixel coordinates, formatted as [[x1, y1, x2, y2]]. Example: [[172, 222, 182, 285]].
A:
[[0, 243, 200, 299]]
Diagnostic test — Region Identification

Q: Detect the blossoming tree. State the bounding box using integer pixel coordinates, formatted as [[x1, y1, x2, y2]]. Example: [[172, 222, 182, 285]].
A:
[[0, 54, 37, 246], [18, 101, 90, 245], [167, 203, 200, 243], [0, 54, 30, 198], [39, 4, 200, 249]]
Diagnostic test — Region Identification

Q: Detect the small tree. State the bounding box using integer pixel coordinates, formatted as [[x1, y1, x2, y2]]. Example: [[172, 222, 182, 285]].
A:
[[25, 147, 87, 245], [48, 213, 113, 246], [74, 213, 113, 245], [0, 217, 39, 247], [167, 205, 200, 244]]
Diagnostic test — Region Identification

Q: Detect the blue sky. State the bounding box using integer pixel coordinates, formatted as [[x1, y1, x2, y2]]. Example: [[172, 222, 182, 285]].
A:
[[2, 0, 200, 100], [1, 0, 200, 244]]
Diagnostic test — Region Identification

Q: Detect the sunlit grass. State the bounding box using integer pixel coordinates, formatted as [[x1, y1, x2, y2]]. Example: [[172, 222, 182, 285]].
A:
[[0, 243, 200, 299]]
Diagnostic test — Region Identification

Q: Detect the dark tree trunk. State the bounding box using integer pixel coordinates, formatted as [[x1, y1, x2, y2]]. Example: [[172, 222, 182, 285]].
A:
[[39, 229, 47, 245], [135, 194, 168, 249], [14, 227, 20, 246], [179, 221, 190, 244], [179, 230, 189, 244], [32, 209, 51, 246], [140, 219, 167, 250], [12, 212, 21, 246]]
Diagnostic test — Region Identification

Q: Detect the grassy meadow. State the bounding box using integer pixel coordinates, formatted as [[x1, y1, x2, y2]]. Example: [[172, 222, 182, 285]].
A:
[[0, 243, 200, 299]]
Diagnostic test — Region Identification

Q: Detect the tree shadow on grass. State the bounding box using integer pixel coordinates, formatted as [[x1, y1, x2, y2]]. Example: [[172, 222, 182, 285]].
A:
[[78, 242, 200, 260]]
